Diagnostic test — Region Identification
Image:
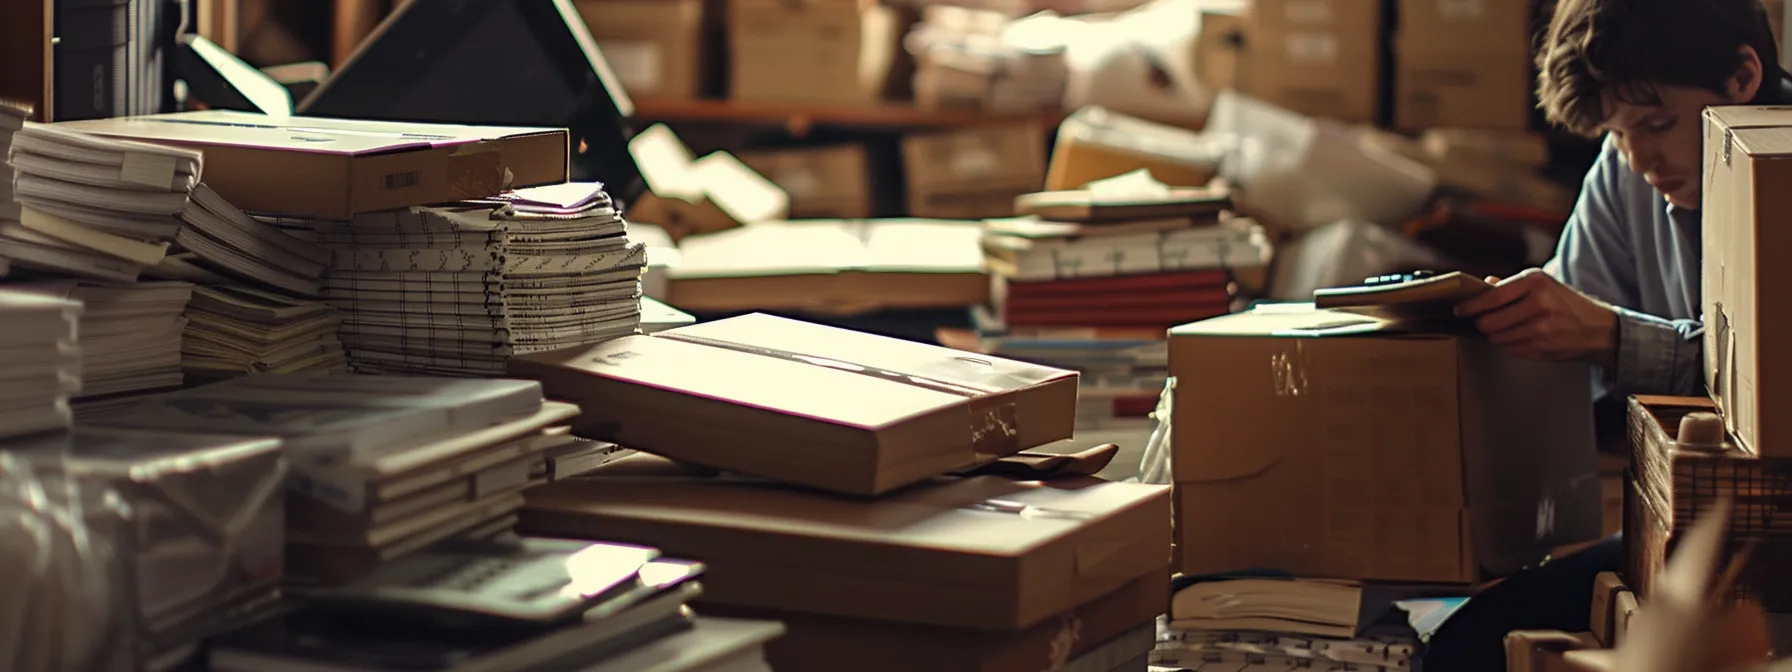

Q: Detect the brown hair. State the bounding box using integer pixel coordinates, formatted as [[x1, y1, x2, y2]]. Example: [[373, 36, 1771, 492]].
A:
[[1536, 0, 1783, 136]]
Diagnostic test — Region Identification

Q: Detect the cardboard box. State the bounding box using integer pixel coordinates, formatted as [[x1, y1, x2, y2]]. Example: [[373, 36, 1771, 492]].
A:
[[737, 145, 874, 219], [1168, 305, 1603, 583], [1422, 128, 1549, 168], [667, 219, 990, 314], [728, 0, 899, 104], [1702, 106, 1792, 458], [573, 0, 706, 99], [627, 123, 788, 240], [1503, 630, 1601, 672], [705, 570, 1165, 672], [903, 123, 1046, 219], [51, 110, 568, 219], [1397, 0, 1531, 54], [1241, 0, 1383, 123], [518, 455, 1172, 631], [1395, 48, 1532, 131], [1589, 572, 1626, 646], [508, 313, 1078, 495], [1045, 107, 1224, 191], [1194, 9, 1248, 100]]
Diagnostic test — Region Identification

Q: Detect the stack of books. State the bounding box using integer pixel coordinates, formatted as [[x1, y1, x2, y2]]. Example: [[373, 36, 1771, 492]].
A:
[[285, 183, 647, 376], [1149, 576, 1442, 672], [179, 285, 348, 383], [0, 102, 26, 262], [0, 287, 81, 437], [88, 373, 564, 584], [14, 280, 193, 415]]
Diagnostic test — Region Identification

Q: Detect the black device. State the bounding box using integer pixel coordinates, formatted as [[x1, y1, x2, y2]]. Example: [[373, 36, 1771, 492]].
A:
[[297, 0, 644, 204]]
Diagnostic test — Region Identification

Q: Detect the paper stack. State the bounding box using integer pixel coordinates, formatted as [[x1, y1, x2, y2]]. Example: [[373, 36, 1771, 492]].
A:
[[14, 280, 193, 415], [290, 183, 646, 377], [89, 373, 571, 585], [0, 102, 27, 276], [0, 287, 81, 438], [180, 285, 349, 383]]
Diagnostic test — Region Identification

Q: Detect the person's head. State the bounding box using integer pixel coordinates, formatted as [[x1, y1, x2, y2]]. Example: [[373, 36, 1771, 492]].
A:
[[1536, 0, 1782, 208]]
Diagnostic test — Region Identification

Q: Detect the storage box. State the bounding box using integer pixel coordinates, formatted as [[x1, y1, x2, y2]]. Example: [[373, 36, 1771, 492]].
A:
[[1240, 0, 1383, 123], [1702, 106, 1792, 458], [728, 0, 898, 104], [51, 111, 568, 218], [1395, 48, 1532, 131], [507, 313, 1078, 495], [517, 455, 1171, 631], [1169, 305, 1603, 583], [1396, 0, 1531, 54], [1044, 107, 1224, 191], [903, 122, 1046, 219], [573, 0, 707, 99], [737, 145, 873, 219]]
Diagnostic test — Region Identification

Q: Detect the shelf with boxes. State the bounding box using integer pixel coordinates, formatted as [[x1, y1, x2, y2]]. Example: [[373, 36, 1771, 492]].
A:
[[631, 97, 1066, 135]]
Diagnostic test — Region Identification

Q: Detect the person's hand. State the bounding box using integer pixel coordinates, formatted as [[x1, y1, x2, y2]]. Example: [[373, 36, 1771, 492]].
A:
[[1454, 268, 1620, 368]]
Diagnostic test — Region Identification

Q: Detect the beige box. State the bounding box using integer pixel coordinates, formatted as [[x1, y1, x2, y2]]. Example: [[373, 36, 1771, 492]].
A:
[[1395, 48, 1532, 131], [573, 0, 706, 99], [1045, 107, 1224, 191], [902, 123, 1046, 219], [737, 145, 873, 219], [1240, 0, 1383, 123], [1169, 305, 1603, 583], [1396, 0, 1531, 54], [728, 0, 900, 104]]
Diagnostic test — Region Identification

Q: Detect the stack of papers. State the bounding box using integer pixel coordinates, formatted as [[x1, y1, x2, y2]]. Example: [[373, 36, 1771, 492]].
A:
[[181, 285, 349, 383], [0, 287, 81, 438], [291, 183, 647, 376], [0, 102, 27, 277], [14, 280, 192, 413]]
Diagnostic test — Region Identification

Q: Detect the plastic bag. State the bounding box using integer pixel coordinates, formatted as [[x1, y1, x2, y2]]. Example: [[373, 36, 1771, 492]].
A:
[[0, 453, 135, 672], [1136, 377, 1176, 485]]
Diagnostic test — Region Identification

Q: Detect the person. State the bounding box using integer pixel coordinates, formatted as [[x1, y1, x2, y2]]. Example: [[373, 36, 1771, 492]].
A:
[[1455, 0, 1792, 403]]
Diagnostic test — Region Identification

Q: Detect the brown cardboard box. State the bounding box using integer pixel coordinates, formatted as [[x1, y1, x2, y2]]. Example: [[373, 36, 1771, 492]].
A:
[[627, 124, 788, 240], [1168, 305, 1603, 583], [1395, 48, 1532, 131], [518, 458, 1172, 631], [668, 219, 990, 314], [573, 0, 706, 99], [51, 111, 567, 219], [1422, 128, 1549, 168], [728, 0, 899, 104], [507, 313, 1078, 495], [1045, 107, 1223, 191], [1194, 10, 1247, 98], [1397, 0, 1531, 54], [1589, 572, 1626, 646], [705, 569, 1166, 672], [903, 123, 1046, 219], [1504, 631, 1601, 672], [1702, 106, 1792, 458], [1241, 0, 1383, 123], [737, 145, 874, 219]]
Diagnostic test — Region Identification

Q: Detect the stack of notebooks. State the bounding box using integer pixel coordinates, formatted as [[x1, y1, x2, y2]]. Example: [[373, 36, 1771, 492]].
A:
[[284, 183, 647, 376], [0, 102, 25, 260], [0, 287, 82, 437], [14, 280, 192, 414], [180, 285, 348, 383], [87, 373, 570, 584], [1149, 575, 1449, 672]]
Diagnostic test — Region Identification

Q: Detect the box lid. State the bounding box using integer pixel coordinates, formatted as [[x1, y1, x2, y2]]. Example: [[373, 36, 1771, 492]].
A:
[[1169, 303, 1458, 339], [520, 462, 1171, 630]]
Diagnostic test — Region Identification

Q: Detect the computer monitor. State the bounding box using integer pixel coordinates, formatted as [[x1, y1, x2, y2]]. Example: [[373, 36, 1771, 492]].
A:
[[298, 0, 643, 203]]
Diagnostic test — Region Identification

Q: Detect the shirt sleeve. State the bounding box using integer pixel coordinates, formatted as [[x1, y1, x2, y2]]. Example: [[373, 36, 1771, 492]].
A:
[[1543, 138, 1705, 397]]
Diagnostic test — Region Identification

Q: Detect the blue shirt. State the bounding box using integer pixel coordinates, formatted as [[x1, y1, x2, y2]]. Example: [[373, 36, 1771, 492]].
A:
[[1544, 136, 1704, 398]]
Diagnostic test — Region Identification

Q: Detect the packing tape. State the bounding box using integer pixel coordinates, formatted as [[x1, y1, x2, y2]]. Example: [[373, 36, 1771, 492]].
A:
[[658, 332, 1023, 458]]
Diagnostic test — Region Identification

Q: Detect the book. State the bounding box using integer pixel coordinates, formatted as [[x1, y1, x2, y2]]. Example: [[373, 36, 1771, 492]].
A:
[[0, 287, 82, 438], [11, 280, 192, 401], [1168, 578, 1366, 639]]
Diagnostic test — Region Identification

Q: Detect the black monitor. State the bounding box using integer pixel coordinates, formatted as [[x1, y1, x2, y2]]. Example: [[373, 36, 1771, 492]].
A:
[[298, 0, 643, 204]]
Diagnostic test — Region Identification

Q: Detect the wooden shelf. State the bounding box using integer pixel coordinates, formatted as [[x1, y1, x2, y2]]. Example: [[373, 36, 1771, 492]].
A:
[[628, 98, 1064, 132]]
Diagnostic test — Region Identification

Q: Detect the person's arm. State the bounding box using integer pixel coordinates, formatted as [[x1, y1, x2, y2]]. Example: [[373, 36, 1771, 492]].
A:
[[1544, 140, 1705, 396]]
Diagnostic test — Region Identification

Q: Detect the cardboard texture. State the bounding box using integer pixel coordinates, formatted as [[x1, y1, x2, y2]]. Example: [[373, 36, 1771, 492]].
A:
[[704, 571, 1166, 672], [627, 124, 788, 241], [666, 219, 990, 315], [1240, 0, 1383, 123], [50, 110, 568, 218], [1396, 0, 1531, 53], [903, 123, 1047, 219], [517, 457, 1172, 631], [1044, 107, 1224, 191], [1702, 106, 1792, 458], [1395, 49, 1532, 131], [728, 0, 897, 104], [507, 313, 1078, 495], [1503, 630, 1601, 672], [1168, 305, 1603, 583], [738, 145, 874, 219], [573, 0, 707, 99]]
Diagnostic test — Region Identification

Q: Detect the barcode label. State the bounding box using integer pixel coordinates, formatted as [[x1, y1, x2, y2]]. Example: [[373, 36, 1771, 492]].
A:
[[384, 171, 422, 189]]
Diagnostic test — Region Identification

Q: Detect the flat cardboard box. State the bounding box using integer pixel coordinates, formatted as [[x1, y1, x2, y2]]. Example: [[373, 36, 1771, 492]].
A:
[[627, 123, 788, 241], [573, 0, 707, 99], [704, 571, 1166, 672], [50, 110, 568, 218], [738, 145, 874, 219], [1168, 305, 1603, 583], [1241, 0, 1383, 123], [1397, 0, 1532, 54], [507, 313, 1078, 495], [667, 219, 990, 314], [1395, 48, 1532, 131], [518, 456, 1172, 631], [903, 123, 1047, 219], [1044, 107, 1224, 191], [1702, 106, 1792, 458]]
